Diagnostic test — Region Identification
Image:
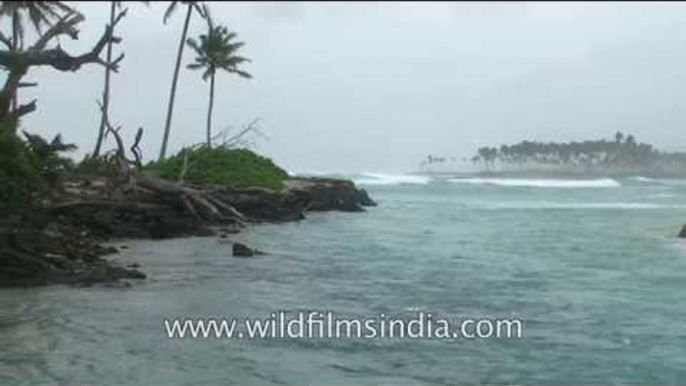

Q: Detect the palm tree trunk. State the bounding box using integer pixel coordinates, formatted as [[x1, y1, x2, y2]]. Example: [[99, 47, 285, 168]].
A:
[[10, 9, 19, 113], [93, 1, 116, 157], [159, 4, 193, 161], [206, 72, 215, 148]]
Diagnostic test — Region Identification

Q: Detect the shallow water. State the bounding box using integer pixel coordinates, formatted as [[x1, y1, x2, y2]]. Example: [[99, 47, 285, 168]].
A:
[[2, 175, 686, 384]]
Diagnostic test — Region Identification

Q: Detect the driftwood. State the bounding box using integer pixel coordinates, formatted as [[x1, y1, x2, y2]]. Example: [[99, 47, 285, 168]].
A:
[[49, 200, 167, 212], [136, 176, 247, 226], [89, 99, 247, 226]]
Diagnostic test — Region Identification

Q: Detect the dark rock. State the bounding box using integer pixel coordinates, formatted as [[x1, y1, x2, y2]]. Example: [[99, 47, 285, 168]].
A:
[[357, 188, 377, 207], [282, 177, 372, 213], [679, 224, 686, 238], [0, 224, 146, 287], [50, 202, 214, 240], [232, 243, 265, 257], [210, 177, 377, 223], [102, 246, 119, 255]]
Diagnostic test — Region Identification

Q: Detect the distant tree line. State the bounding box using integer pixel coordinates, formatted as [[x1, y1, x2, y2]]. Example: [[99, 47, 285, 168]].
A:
[[468, 132, 686, 173]]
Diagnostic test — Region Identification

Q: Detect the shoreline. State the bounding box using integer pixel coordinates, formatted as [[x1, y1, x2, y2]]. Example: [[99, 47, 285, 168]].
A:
[[0, 176, 376, 287]]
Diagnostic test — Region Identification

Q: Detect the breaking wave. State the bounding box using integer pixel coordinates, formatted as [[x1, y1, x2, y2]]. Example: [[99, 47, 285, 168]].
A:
[[478, 201, 686, 210], [448, 178, 621, 188], [354, 173, 432, 186]]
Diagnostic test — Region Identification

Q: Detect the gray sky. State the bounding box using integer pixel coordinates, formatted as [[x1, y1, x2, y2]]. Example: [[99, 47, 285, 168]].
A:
[[14, 1, 686, 173]]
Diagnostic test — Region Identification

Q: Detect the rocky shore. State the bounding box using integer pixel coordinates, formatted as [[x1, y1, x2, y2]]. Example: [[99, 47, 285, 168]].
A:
[[0, 176, 376, 286]]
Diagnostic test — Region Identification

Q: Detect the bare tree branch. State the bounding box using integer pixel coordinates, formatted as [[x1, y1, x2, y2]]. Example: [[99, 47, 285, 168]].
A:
[[0, 31, 12, 50], [17, 82, 38, 88], [219, 118, 267, 149], [0, 8, 125, 72], [31, 11, 84, 50], [9, 99, 36, 120], [130, 127, 144, 171]]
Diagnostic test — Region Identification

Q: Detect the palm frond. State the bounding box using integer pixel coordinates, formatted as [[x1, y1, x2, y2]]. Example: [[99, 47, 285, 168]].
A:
[[193, 2, 208, 19], [186, 20, 252, 82], [232, 69, 252, 79], [163, 1, 178, 24]]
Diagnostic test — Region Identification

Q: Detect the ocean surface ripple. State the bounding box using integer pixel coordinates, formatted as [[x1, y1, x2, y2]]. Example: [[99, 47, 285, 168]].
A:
[[2, 175, 686, 384]]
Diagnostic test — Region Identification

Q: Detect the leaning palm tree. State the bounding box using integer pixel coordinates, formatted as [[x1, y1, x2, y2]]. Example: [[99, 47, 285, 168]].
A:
[[158, 1, 207, 161], [186, 20, 251, 148], [92, 1, 148, 157]]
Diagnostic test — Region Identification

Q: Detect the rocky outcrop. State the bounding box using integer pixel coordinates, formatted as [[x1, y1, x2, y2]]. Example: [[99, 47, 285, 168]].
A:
[[0, 176, 376, 286], [232, 243, 265, 257], [206, 177, 377, 222], [49, 200, 215, 240], [0, 212, 145, 286], [284, 177, 377, 212], [679, 224, 686, 238], [356, 188, 377, 207]]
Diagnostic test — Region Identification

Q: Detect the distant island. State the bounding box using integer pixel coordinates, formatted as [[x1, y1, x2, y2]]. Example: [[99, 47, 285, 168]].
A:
[[419, 132, 686, 177]]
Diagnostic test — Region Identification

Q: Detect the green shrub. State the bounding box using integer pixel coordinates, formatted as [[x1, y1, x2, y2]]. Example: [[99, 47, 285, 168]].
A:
[[0, 121, 79, 212], [22, 132, 76, 187], [147, 147, 289, 190], [0, 124, 43, 208]]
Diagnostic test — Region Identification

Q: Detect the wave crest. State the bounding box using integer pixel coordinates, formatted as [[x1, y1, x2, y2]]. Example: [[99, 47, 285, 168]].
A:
[[448, 178, 621, 188], [355, 173, 432, 186]]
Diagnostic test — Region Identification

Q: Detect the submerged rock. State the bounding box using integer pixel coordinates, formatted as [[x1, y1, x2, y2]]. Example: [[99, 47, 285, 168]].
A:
[[232, 243, 265, 257], [679, 224, 686, 238]]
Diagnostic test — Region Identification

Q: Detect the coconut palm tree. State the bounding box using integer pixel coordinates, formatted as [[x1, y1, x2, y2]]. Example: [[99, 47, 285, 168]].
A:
[[186, 18, 251, 147], [92, 1, 148, 157], [158, 1, 207, 161]]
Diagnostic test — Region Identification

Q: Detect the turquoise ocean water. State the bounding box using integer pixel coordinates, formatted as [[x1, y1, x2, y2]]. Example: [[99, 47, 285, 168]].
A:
[[2, 174, 686, 384]]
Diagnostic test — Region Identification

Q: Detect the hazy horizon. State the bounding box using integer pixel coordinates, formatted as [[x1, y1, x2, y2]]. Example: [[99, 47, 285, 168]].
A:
[[12, 1, 686, 173]]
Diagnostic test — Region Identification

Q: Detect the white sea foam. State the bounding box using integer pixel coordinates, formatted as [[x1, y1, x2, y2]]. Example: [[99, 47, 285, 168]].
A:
[[631, 176, 656, 182], [650, 193, 678, 199], [482, 201, 686, 210], [626, 176, 686, 186], [355, 173, 432, 186], [448, 178, 621, 188]]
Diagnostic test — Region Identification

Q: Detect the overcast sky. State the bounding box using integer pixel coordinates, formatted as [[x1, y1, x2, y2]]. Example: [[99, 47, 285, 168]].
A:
[[13, 1, 686, 173]]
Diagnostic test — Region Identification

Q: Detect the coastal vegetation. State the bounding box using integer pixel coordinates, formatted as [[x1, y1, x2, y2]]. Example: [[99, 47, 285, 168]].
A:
[[0, 1, 261, 209], [421, 133, 686, 177], [0, 1, 375, 285], [147, 147, 289, 190]]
